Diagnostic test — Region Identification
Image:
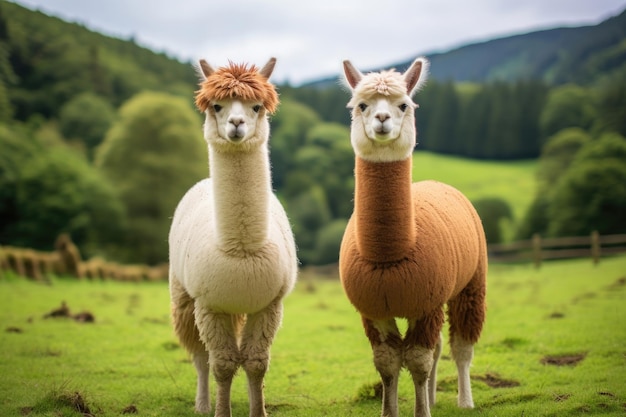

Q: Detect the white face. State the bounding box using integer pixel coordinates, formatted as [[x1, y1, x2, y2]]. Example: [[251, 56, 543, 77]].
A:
[[357, 96, 413, 142], [351, 95, 417, 162], [209, 99, 264, 143]]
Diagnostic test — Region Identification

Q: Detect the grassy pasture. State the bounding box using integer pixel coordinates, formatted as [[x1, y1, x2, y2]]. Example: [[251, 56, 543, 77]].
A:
[[1, 255, 625, 416]]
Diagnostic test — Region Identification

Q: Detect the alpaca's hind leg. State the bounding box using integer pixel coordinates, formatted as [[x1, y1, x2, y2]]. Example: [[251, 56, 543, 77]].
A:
[[240, 298, 283, 417], [447, 271, 486, 409], [195, 304, 240, 417], [450, 334, 474, 408], [404, 308, 445, 417], [193, 351, 210, 413], [362, 317, 403, 417], [170, 278, 211, 413]]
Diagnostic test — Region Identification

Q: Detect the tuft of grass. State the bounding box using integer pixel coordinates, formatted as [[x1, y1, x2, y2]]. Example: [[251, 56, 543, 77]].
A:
[[1, 255, 625, 416], [355, 381, 383, 401]]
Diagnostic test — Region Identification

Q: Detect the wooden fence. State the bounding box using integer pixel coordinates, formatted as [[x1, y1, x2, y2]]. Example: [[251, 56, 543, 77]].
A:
[[488, 231, 626, 268]]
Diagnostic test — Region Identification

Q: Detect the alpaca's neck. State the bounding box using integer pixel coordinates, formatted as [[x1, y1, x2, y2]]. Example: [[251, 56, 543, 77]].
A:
[[209, 142, 271, 255], [354, 156, 416, 262]]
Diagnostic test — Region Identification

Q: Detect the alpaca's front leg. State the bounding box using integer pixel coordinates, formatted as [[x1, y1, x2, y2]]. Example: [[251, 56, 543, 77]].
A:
[[195, 305, 240, 417], [240, 298, 283, 417], [363, 318, 403, 417], [405, 309, 444, 417]]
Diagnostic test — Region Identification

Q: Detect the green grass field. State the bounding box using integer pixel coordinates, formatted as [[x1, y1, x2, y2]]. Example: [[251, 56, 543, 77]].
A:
[[1, 255, 625, 416], [412, 151, 537, 240]]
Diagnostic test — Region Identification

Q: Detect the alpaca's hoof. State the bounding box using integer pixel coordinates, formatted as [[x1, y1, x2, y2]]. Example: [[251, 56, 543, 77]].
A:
[[194, 402, 211, 414], [458, 399, 474, 409]]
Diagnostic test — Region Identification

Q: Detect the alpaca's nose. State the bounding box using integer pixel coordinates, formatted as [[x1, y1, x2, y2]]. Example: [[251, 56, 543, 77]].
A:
[[229, 116, 244, 127], [375, 113, 390, 122]]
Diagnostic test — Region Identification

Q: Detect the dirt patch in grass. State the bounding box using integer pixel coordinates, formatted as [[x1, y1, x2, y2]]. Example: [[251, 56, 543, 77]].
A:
[[6, 326, 23, 333], [19, 406, 33, 415], [500, 337, 529, 349], [73, 311, 95, 323], [548, 311, 565, 319], [553, 393, 571, 402], [571, 292, 596, 304], [540, 352, 587, 366], [483, 393, 539, 407], [42, 301, 96, 323], [473, 372, 520, 388], [266, 403, 298, 414], [606, 276, 626, 289], [122, 404, 138, 414]]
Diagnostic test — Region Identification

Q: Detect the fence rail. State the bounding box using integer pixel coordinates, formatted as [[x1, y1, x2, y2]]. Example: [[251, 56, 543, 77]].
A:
[[488, 231, 626, 267]]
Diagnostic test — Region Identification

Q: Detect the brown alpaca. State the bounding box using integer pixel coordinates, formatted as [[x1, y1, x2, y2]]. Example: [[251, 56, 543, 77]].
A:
[[339, 58, 487, 417]]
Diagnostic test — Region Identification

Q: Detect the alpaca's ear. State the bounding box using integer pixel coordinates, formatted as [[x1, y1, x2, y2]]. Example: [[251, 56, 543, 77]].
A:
[[198, 59, 214, 80], [403, 57, 429, 96], [259, 57, 277, 80], [343, 60, 363, 90]]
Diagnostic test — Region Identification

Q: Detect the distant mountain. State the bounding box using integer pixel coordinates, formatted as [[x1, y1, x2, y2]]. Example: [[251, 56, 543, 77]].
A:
[[304, 7, 626, 87]]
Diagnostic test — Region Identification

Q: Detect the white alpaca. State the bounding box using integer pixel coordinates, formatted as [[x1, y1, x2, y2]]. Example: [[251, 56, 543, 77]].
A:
[[168, 58, 297, 417], [339, 58, 487, 417]]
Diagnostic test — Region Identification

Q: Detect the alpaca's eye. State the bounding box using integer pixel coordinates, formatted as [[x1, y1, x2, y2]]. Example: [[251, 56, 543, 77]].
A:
[[213, 104, 222, 112], [252, 105, 262, 113], [358, 103, 368, 111], [399, 103, 408, 112]]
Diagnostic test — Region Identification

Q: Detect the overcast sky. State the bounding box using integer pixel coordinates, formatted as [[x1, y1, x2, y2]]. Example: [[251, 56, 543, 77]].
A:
[[11, 0, 626, 85]]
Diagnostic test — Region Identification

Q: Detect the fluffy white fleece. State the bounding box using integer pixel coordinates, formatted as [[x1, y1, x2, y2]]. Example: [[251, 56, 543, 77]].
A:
[[168, 172, 297, 314]]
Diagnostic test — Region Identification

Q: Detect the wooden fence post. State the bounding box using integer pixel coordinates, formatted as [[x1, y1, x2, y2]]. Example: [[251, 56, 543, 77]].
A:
[[591, 230, 600, 265], [532, 233, 542, 269]]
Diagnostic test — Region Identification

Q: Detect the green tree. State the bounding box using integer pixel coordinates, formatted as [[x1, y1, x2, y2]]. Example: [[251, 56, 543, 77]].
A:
[[286, 186, 332, 265], [459, 85, 490, 157], [301, 122, 354, 219], [539, 85, 596, 138], [574, 131, 626, 162], [536, 128, 591, 188], [515, 80, 548, 158], [59, 92, 117, 157], [516, 193, 551, 240], [312, 218, 349, 265], [0, 8, 16, 123], [547, 133, 626, 236], [485, 82, 521, 159], [593, 68, 626, 137], [548, 159, 626, 236], [516, 128, 591, 239], [472, 197, 513, 244], [283, 122, 353, 264], [95, 91, 207, 264], [0, 123, 42, 244], [270, 98, 320, 190], [9, 146, 126, 255], [423, 81, 460, 153]]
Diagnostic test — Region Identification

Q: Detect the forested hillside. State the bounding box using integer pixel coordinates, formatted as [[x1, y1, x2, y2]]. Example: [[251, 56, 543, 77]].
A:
[[1, 1, 625, 268], [306, 7, 626, 86], [0, 1, 198, 121]]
